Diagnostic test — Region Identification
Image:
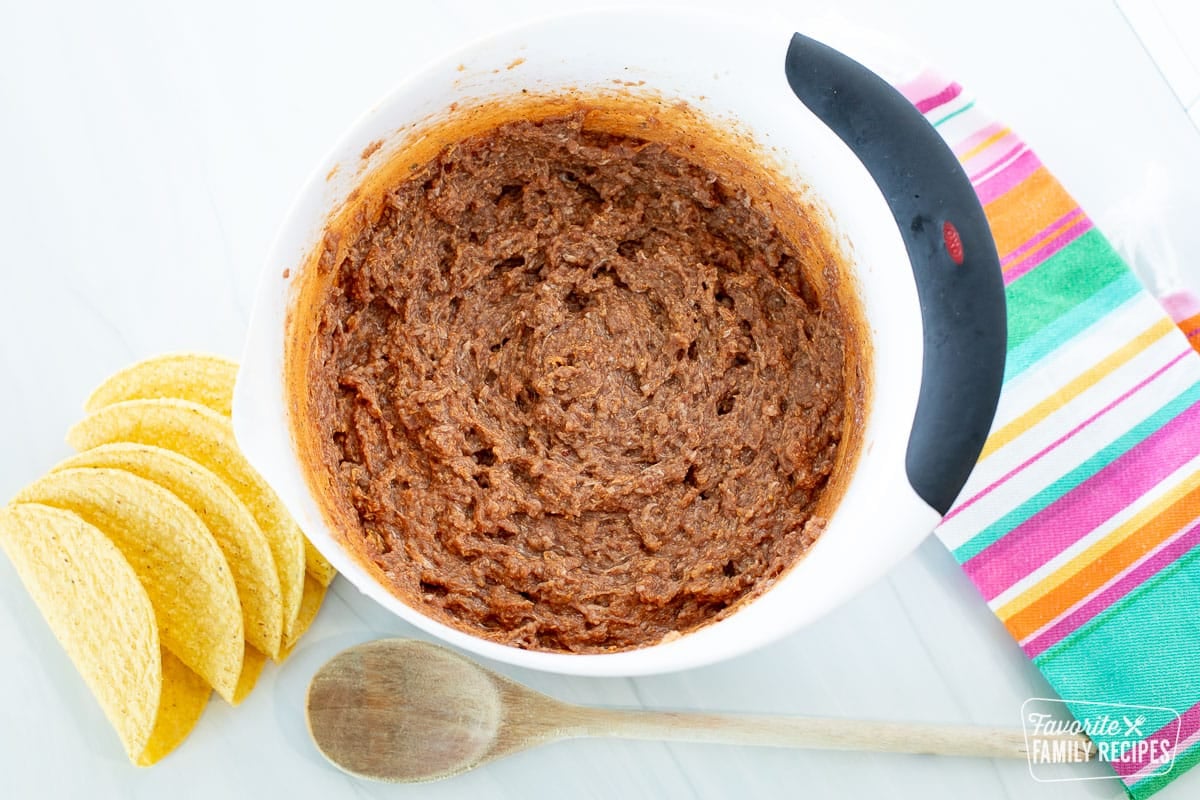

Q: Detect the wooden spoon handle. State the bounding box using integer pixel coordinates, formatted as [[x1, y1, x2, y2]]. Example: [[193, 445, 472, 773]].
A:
[[571, 708, 1092, 760]]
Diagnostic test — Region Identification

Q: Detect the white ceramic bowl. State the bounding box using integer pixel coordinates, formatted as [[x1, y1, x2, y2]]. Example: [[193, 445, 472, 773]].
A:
[[233, 10, 1004, 676]]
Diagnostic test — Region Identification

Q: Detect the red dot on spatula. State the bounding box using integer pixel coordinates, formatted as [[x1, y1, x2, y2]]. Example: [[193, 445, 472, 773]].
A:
[[943, 221, 965, 265]]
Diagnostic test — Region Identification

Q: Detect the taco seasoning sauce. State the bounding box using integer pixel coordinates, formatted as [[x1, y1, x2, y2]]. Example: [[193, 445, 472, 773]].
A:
[[303, 111, 856, 652]]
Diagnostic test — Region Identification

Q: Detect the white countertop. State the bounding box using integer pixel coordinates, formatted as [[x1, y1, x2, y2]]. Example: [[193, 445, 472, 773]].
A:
[[2, 1, 1198, 798]]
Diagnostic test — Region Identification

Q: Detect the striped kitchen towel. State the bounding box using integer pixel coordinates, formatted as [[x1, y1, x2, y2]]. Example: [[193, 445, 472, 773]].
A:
[[1162, 291, 1200, 352], [900, 73, 1200, 798]]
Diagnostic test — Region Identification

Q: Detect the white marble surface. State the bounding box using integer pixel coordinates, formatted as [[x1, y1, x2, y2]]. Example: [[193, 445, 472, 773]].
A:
[[2, 1, 1198, 798]]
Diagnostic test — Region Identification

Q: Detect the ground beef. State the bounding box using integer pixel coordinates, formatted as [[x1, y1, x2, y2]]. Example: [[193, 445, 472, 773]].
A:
[[308, 113, 848, 652]]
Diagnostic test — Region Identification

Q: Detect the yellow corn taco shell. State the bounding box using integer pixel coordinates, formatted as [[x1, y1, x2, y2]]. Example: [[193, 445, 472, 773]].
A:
[[304, 540, 336, 588], [66, 399, 307, 641], [13, 469, 244, 703], [232, 644, 268, 706], [87, 356, 338, 589], [54, 443, 285, 660], [279, 575, 329, 661], [0, 504, 209, 765], [85, 352, 238, 417], [139, 649, 211, 766]]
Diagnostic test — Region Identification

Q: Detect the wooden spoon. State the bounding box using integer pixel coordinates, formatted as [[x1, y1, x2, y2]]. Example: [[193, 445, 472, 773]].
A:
[[306, 638, 1092, 782]]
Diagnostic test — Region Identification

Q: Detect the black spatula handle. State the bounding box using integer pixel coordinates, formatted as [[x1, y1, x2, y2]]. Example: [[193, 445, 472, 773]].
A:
[[784, 32, 1007, 515]]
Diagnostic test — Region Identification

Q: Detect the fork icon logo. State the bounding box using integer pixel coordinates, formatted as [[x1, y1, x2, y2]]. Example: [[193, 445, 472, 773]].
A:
[[1124, 715, 1147, 737]]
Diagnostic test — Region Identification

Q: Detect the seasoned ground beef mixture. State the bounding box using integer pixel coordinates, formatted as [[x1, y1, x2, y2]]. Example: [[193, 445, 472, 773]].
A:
[[308, 113, 849, 652]]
